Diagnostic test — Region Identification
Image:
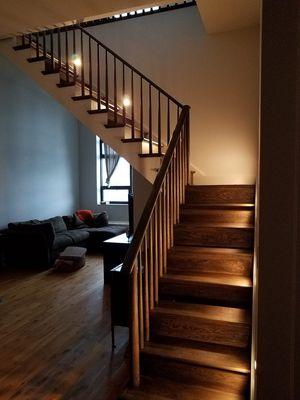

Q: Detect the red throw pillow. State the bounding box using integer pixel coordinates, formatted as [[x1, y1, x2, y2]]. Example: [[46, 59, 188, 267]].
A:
[[75, 210, 94, 226]]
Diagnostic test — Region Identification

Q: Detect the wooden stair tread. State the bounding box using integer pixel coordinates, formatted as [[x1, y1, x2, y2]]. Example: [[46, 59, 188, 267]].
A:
[[142, 341, 250, 374], [154, 301, 251, 325], [121, 376, 246, 400], [168, 246, 252, 256], [160, 273, 252, 288], [181, 203, 255, 210], [176, 222, 254, 229]]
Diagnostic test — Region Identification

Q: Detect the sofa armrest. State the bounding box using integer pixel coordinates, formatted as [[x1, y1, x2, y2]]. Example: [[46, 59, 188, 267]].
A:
[[2, 230, 52, 268]]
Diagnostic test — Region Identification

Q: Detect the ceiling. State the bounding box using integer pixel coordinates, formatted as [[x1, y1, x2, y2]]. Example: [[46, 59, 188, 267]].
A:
[[196, 0, 260, 33], [0, 0, 169, 38], [0, 0, 260, 39]]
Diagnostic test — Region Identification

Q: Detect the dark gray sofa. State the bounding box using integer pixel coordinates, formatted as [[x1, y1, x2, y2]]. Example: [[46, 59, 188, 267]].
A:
[[1, 214, 128, 269]]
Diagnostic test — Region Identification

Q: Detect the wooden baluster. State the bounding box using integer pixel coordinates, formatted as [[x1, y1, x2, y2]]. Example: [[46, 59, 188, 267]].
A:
[[155, 207, 159, 303], [65, 28, 69, 83], [73, 26, 76, 84], [35, 32, 39, 58], [165, 174, 170, 249], [122, 64, 125, 123], [186, 110, 190, 183], [58, 28, 61, 70], [138, 251, 144, 349], [180, 132, 184, 203], [143, 234, 150, 341], [105, 50, 109, 110], [162, 182, 168, 272], [149, 221, 154, 310], [158, 193, 163, 277], [97, 44, 101, 110], [149, 84, 152, 154], [167, 98, 170, 143], [131, 70, 135, 138], [88, 37, 92, 97], [176, 146, 180, 221], [169, 167, 174, 247], [173, 157, 177, 224], [80, 29, 85, 96], [50, 29, 54, 70], [158, 91, 161, 155], [131, 266, 140, 387], [114, 57, 117, 123]]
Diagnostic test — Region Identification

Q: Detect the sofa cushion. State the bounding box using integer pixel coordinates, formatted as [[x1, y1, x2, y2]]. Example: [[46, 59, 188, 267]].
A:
[[64, 229, 90, 244], [84, 225, 128, 242], [53, 233, 73, 250], [62, 215, 74, 230], [44, 216, 67, 234], [93, 212, 109, 228], [76, 210, 94, 226], [73, 214, 89, 229]]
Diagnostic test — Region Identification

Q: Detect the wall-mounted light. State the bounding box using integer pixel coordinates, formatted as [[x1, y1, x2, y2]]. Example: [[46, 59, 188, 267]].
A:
[[123, 96, 131, 107], [71, 54, 82, 67]]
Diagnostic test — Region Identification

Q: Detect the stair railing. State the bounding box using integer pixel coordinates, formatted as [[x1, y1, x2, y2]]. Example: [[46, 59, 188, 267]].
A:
[[17, 25, 183, 155], [119, 105, 190, 386]]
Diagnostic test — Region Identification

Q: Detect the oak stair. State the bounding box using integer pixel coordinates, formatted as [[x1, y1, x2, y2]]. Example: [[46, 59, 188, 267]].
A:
[[121, 184, 255, 400]]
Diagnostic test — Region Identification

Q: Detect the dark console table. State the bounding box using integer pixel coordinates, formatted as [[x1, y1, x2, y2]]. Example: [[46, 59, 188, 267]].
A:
[[102, 233, 132, 284]]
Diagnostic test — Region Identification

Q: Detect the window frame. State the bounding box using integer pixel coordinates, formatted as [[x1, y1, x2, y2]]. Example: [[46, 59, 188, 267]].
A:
[[99, 139, 132, 205]]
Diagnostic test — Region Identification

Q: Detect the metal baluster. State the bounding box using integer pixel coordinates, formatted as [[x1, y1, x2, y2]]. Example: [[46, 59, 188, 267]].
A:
[[114, 57, 117, 123], [149, 84, 152, 154], [105, 50, 108, 110], [131, 70, 135, 138], [122, 64, 125, 123], [140, 77, 143, 139], [35, 32, 39, 58], [97, 44, 101, 110], [65, 28, 69, 83], [73, 26, 76, 83], [88, 37, 92, 96], [57, 28, 61, 70], [158, 91, 161, 155], [167, 98, 170, 143]]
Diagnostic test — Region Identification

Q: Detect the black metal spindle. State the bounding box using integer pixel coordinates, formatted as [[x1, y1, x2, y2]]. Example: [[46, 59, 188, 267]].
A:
[[167, 98, 170, 143], [140, 77, 143, 139], [50, 30, 54, 70], [97, 44, 101, 110], [22, 35, 25, 47], [80, 29, 84, 96], [73, 26, 76, 83], [114, 57, 117, 123], [42, 31, 46, 58], [158, 91, 161, 154], [88, 37, 92, 97], [35, 32, 39, 58], [65, 28, 69, 82], [105, 50, 108, 109], [149, 84, 152, 154], [58, 28, 61, 70], [122, 64, 125, 124], [131, 70, 135, 138]]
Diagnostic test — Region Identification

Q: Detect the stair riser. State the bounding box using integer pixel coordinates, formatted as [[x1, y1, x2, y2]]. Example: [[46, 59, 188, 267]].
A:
[[180, 209, 254, 224], [150, 313, 250, 348], [167, 251, 252, 276], [159, 281, 252, 305], [141, 355, 249, 395], [186, 185, 255, 204], [174, 226, 254, 249]]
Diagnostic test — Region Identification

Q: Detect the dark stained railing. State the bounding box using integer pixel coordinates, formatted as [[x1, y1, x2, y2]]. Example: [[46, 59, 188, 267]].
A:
[[18, 25, 183, 156]]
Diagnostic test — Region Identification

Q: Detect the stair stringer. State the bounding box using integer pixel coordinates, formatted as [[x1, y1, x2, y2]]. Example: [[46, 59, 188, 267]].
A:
[[0, 38, 161, 183]]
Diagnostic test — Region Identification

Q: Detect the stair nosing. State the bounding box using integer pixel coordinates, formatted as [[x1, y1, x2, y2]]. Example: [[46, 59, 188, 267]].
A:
[[160, 273, 253, 288]]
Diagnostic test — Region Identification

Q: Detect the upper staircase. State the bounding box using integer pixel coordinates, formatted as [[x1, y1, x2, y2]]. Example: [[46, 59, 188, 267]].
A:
[[0, 26, 184, 183]]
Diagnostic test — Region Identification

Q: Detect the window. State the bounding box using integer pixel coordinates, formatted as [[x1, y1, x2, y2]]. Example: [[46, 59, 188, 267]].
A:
[[96, 137, 132, 204]]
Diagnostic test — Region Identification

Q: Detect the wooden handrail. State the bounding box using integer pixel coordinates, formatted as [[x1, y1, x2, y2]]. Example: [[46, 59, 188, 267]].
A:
[[122, 105, 190, 275]]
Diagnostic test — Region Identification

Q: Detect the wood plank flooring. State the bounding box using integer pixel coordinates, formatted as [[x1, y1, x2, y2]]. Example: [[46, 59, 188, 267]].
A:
[[0, 255, 129, 400]]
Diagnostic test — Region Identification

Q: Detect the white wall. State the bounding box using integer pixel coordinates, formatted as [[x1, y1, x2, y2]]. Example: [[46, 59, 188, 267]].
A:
[[0, 54, 80, 229], [87, 6, 260, 185]]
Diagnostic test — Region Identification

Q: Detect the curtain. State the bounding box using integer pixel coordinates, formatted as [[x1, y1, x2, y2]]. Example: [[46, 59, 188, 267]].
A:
[[103, 143, 120, 187]]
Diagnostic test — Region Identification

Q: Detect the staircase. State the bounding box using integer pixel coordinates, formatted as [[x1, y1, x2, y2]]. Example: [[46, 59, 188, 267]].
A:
[[118, 185, 254, 400], [0, 26, 183, 183], [0, 24, 255, 400]]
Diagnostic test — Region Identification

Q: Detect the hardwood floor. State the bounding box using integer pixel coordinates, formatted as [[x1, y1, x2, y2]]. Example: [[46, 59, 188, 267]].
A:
[[0, 255, 129, 400]]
